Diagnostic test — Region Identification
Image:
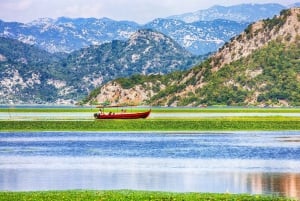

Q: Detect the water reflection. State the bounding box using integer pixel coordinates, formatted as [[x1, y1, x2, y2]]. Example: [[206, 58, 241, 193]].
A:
[[248, 173, 300, 199], [1, 167, 299, 199]]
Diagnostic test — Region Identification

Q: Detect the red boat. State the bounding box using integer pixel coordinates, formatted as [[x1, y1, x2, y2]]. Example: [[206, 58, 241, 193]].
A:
[[94, 106, 151, 119]]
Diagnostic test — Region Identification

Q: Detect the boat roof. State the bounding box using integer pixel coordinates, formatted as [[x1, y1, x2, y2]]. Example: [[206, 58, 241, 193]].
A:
[[96, 104, 137, 108]]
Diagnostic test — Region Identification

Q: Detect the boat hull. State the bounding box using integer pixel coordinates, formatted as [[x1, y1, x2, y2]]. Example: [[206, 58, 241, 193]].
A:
[[94, 110, 151, 119]]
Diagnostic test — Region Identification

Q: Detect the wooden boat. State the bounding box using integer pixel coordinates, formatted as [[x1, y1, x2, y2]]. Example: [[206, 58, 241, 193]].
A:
[[94, 105, 151, 119], [94, 110, 151, 119]]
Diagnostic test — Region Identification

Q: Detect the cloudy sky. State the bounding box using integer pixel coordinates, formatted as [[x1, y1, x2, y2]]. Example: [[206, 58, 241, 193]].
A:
[[0, 0, 299, 24]]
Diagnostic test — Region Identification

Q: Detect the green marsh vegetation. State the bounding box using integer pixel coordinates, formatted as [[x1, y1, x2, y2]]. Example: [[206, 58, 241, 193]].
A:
[[0, 190, 296, 201], [1, 117, 300, 131]]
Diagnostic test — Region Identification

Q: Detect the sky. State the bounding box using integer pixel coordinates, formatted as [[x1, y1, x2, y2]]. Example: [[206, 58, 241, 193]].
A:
[[0, 0, 299, 24]]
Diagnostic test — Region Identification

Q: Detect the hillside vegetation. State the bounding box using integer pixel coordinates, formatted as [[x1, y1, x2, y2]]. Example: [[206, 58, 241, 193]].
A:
[[87, 8, 300, 107], [0, 30, 202, 104], [0, 37, 68, 103]]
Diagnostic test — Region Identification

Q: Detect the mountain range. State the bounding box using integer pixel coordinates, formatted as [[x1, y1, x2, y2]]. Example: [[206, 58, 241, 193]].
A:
[[0, 29, 202, 104], [0, 3, 293, 55], [1, 3, 300, 105], [87, 8, 300, 107]]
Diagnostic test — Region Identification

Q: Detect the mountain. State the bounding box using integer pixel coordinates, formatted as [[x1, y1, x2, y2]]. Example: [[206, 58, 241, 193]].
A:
[[143, 18, 248, 55], [168, 3, 286, 23], [0, 17, 247, 56], [87, 8, 300, 107], [0, 37, 69, 103], [62, 29, 202, 93], [0, 29, 203, 104], [0, 17, 139, 53], [0, 3, 291, 55]]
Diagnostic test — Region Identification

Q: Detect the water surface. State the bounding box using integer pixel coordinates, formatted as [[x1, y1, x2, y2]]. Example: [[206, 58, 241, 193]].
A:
[[1, 112, 300, 120], [0, 131, 299, 199]]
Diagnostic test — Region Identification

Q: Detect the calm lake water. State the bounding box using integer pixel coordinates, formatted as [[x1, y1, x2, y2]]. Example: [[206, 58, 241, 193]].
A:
[[0, 131, 300, 199]]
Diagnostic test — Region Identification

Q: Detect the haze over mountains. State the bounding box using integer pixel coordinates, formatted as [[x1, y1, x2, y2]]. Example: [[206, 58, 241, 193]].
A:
[[0, 3, 299, 105], [168, 3, 287, 22]]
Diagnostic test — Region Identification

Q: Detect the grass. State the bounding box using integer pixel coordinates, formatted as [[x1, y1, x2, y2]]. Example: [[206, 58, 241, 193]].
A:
[[0, 190, 296, 201], [1, 117, 300, 131]]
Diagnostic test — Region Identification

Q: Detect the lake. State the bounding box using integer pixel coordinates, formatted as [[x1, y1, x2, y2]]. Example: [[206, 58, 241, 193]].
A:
[[0, 131, 300, 199]]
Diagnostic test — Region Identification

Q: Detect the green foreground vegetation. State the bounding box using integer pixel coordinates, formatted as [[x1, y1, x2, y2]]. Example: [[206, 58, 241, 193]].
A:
[[1, 117, 300, 131], [0, 190, 296, 201]]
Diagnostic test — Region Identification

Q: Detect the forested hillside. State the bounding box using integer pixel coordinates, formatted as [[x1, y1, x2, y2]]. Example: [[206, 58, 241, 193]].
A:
[[0, 37, 68, 103], [87, 8, 300, 107], [0, 30, 203, 104]]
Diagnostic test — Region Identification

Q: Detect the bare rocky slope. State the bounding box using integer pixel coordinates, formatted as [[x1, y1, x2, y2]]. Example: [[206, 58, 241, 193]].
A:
[[88, 8, 300, 107]]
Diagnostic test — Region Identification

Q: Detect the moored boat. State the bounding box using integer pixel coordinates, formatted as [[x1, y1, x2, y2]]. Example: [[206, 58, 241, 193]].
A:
[[93, 104, 151, 119], [94, 109, 151, 119]]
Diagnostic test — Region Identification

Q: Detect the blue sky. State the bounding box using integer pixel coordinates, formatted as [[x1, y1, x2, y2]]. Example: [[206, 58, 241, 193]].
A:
[[0, 0, 299, 24]]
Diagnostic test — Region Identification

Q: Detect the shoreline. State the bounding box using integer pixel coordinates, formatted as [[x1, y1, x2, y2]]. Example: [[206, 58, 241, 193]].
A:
[[1, 107, 300, 113], [0, 129, 300, 134]]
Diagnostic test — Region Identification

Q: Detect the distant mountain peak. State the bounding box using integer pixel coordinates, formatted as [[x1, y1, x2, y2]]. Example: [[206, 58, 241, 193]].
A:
[[28, 17, 55, 25], [129, 29, 171, 43], [168, 3, 286, 23]]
